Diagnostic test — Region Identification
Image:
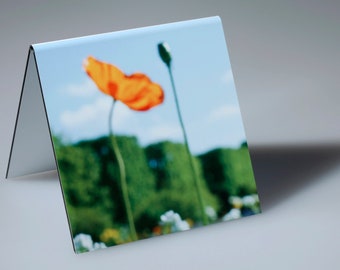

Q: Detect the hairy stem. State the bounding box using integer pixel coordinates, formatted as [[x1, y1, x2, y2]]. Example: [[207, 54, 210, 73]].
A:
[[167, 66, 209, 225], [108, 99, 138, 241]]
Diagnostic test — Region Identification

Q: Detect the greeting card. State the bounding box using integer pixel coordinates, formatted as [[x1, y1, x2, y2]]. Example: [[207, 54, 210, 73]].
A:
[[7, 17, 260, 253]]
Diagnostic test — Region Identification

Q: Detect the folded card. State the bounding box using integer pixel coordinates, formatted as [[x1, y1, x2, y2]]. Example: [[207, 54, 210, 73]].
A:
[[7, 16, 260, 253]]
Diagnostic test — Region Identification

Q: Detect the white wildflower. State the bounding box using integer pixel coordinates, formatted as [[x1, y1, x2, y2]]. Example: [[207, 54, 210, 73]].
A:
[[160, 210, 190, 232], [229, 196, 243, 208], [93, 242, 107, 250], [73, 233, 93, 252], [222, 208, 241, 221], [205, 206, 217, 221], [73, 233, 107, 253], [242, 195, 256, 207]]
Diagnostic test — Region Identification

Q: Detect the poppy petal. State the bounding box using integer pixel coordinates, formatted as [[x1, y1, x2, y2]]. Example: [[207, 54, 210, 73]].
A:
[[83, 56, 125, 98], [116, 73, 164, 111], [84, 56, 164, 111], [124, 81, 164, 111]]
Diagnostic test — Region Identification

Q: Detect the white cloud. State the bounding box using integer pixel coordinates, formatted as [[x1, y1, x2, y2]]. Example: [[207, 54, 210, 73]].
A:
[[144, 123, 182, 144], [60, 97, 133, 141], [112, 102, 134, 128], [208, 105, 240, 123], [62, 79, 97, 97], [221, 69, 234, 85], [60, 97, 110, 129]]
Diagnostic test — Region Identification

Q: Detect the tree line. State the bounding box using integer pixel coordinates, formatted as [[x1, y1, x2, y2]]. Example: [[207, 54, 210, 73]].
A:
[[54, 135, 258, 242]]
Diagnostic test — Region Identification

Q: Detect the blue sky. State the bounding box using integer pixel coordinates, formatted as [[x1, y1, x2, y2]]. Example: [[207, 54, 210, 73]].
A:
[[34, 17, 247, 155]]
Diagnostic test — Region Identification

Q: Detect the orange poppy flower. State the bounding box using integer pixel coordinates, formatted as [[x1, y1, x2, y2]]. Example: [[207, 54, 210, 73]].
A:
[[83, 56, 164, 111]]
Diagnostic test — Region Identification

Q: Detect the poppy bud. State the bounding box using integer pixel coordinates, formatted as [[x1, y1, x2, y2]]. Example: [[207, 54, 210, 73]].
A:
[[158, 42, 172, 67]]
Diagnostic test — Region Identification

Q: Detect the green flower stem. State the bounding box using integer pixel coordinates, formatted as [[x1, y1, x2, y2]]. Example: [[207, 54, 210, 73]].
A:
[[108, 99, 138, 241], [167, 66, 209, 226]]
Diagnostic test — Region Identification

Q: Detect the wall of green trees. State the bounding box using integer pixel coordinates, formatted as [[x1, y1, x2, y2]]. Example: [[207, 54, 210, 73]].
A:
[[54, 136, 257, 242]]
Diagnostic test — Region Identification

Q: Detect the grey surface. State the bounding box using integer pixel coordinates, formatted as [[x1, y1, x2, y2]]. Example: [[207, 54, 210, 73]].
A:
[[1, 1, 340, 269], [1, 148, 340, 269]]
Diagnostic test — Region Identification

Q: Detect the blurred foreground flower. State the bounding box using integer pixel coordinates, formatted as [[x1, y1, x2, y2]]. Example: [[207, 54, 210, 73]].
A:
[[242, 194, 259, 207], [99, 227, 132, 246], [100, 228, 121, 246], [73, 233, 106, 253], [222, 208, 241, 221], [205, 206, 217, 221], [160, 210, 190, 233], [84, 56, 164, 242], [229, 196, 243, 209], [223, 194, 261, 221]]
